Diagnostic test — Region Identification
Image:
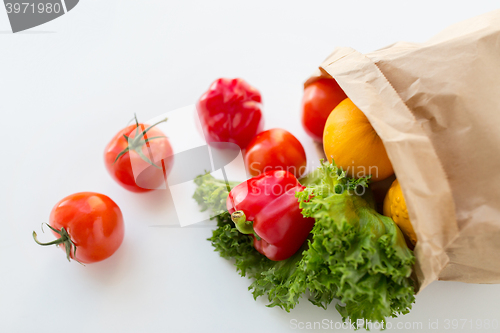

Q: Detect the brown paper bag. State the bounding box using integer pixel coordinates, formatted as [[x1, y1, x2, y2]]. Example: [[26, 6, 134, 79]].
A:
[[307, 9, 500, 291]]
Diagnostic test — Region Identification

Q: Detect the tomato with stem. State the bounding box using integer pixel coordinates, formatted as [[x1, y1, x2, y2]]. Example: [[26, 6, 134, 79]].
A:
[[104, 115, 174, 192], [33, 192, 124, 264]]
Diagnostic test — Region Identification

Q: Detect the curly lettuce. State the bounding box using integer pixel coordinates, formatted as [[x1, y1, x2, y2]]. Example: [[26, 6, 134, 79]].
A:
[[295, 161, 415, 327]]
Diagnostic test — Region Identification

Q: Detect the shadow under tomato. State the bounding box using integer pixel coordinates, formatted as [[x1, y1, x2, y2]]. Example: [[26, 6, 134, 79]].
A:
[[79, 235, 132, 284]]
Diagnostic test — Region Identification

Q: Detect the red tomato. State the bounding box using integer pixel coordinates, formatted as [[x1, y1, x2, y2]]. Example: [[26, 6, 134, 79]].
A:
[[244, 128, 307, 179], [33, 192, 124, 264], [301, 78, 347, 142], [104, 118, 174, 192]]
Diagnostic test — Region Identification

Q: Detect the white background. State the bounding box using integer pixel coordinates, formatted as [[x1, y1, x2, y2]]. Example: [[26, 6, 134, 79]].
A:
[[1, 1, 500, 332]]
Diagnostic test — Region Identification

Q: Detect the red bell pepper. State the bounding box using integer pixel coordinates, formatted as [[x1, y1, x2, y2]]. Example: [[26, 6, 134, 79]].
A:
[[196, 78, 264, 149], [226, 170, 315, 261]]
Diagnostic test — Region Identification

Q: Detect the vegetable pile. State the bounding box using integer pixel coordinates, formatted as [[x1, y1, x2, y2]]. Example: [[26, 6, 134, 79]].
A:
[[194, 161, 415, 329], [33, 74, 418, 329]]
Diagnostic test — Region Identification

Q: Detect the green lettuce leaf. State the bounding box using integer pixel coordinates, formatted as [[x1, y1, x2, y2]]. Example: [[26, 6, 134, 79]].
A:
[[295, 161, 415, 328], [193, 173, 239, 216]]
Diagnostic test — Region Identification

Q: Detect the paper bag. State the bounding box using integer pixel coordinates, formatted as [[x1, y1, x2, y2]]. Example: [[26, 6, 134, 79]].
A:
[[307, 9, 500, 291]]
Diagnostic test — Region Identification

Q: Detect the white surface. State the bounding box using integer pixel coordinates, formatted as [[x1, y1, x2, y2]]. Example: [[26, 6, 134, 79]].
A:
[[1, 1, 500, 332]]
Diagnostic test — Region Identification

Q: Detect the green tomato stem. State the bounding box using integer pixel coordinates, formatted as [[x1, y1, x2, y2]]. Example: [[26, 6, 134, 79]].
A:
[[33, 224, 84, 265], [114, 115, 169, 169]]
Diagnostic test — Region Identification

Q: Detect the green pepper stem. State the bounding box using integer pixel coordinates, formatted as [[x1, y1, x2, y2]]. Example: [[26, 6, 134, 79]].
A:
[[230, 211, 261, 240]]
